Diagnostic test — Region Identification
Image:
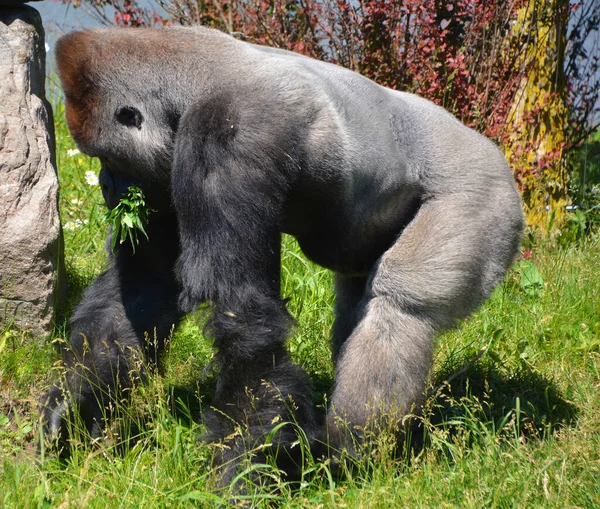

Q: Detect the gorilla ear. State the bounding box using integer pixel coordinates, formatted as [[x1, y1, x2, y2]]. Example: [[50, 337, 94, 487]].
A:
[[115, 106, 143, 129]]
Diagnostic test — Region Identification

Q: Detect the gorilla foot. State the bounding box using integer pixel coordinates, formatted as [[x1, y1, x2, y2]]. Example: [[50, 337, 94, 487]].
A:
[[323, 407, 415, 477]]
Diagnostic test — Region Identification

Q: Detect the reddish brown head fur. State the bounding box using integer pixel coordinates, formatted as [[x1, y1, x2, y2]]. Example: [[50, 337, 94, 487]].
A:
[[56, 31, 99, 145]]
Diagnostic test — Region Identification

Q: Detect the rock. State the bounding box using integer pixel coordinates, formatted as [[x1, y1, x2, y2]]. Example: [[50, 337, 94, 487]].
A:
[[0, 6, 65, 337]]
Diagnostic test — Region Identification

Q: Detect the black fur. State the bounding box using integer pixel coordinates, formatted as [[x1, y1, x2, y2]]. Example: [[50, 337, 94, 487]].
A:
[[42, 207, 182, 449]]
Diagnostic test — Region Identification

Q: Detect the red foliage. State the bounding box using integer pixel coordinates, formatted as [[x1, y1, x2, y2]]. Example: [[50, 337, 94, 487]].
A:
[[254, 1, 533, 149]]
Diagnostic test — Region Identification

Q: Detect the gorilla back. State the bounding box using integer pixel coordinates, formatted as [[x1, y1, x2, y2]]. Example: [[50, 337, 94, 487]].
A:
[[46, 26, 524, 482]]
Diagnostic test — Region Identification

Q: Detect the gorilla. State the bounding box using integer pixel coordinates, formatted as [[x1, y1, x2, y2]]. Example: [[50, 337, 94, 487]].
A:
[[43, 26, 524, 483]]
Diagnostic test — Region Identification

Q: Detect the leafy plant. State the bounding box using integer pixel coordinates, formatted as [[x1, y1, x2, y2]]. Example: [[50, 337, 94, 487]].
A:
[[516, 259, 545, 297], [103, 185, 153, 253]]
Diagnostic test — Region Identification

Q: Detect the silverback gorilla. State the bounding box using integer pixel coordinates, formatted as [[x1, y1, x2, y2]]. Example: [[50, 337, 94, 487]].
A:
[[43, 26, 524, 483]]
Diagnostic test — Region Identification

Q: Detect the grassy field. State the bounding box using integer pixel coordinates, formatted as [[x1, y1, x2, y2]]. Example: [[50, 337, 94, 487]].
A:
[[0, 100, 599, 508]]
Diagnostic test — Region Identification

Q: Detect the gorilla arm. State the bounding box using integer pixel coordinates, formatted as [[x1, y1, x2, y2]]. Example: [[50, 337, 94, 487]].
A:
[[172, 95, 287, 312], [42, 207, 182, 448], [171, 93, 318, 484]]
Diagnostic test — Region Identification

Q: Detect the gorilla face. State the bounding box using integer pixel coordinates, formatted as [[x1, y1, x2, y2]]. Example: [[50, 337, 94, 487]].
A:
[[97, 103, 178, 211]]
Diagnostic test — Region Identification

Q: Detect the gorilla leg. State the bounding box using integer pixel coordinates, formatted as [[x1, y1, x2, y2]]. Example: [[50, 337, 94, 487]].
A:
[[331, 275, 368, 363], [328, 192, 522, 449], [202, 294, 317, 486], [42, 212, 182, 448]]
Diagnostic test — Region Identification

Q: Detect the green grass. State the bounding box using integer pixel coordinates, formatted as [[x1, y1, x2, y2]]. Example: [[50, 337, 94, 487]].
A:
[[1, 102, 599, 508]]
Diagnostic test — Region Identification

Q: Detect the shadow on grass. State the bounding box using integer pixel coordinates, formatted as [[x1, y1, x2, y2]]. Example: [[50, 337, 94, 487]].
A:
[[146, 354, 578, 455], [407, 361, 579, 453]]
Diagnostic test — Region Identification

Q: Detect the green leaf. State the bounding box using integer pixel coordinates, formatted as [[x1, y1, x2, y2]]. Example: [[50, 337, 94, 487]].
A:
[[517, 260, 544, 297], [102, 185, 155, 255], [123, 213, 134, 229]]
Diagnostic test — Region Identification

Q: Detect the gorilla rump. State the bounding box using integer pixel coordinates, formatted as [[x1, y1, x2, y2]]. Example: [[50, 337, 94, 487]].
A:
[[43, 26, 524, 483]]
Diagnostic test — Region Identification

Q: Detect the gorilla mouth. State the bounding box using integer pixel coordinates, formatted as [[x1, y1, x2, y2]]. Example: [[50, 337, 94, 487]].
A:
[[99, 167, 142, 210]]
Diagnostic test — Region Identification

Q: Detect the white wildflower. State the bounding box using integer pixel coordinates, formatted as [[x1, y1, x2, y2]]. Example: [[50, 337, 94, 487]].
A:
[[67, 148, 80, 157], [85, 171, 99, 186], [70, 198, 84, 206], [64, 219, 89, 231]]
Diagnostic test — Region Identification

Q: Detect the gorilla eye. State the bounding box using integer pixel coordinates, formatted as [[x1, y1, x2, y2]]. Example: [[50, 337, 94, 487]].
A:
[[115, 106, 143, 129]]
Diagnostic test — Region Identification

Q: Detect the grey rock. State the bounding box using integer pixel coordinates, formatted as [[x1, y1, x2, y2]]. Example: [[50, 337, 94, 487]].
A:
[[0, 6, 64, 337]]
